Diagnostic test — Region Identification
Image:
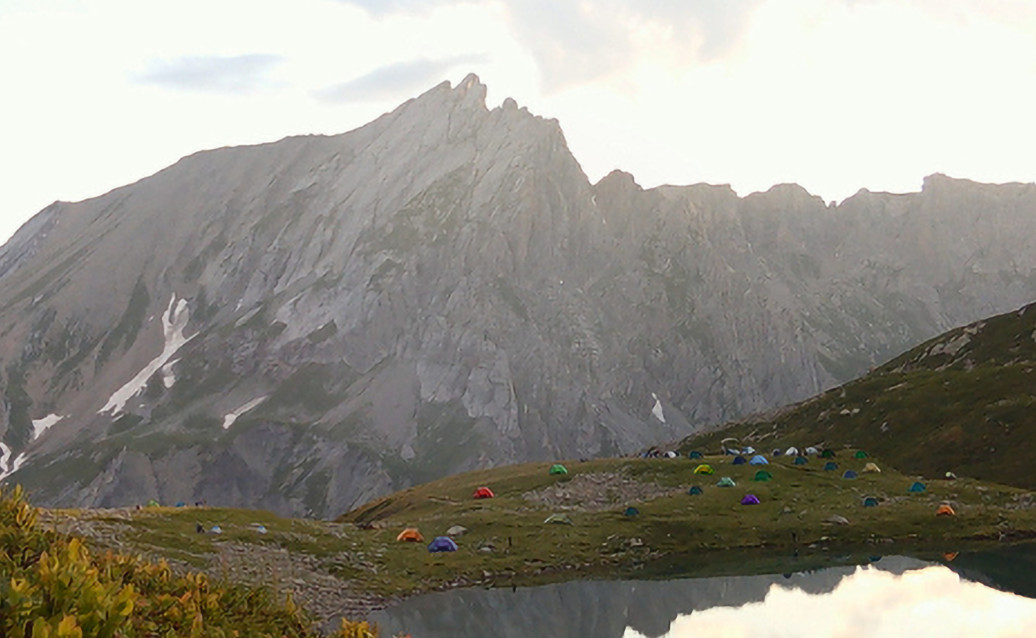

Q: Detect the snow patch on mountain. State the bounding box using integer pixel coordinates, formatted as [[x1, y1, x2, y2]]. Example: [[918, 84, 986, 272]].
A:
[[651, 392, 666, 423], [0, 447, 27, 483], [222, 396, 267, 429], [31, 414, 63, 441], [100, 295, 196, 415]]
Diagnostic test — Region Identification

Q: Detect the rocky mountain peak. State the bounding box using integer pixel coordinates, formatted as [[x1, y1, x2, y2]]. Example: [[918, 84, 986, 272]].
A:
[[1, 77, 1035, 518]]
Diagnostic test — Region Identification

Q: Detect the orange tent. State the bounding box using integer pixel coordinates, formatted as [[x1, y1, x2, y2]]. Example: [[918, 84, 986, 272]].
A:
[[396, 528, 424, 542], [936, 504, 956, 516], [473, 486, 495, 499]]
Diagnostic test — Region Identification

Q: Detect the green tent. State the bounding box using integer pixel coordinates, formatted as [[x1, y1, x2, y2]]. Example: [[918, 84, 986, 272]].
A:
[[753, 470, 773, 482], [146, 499, 160, 507], [544, 513, 574, 525], [549, 464, 568, 475], [716, 477, 736, 487], [820, 449, 835, 459], [854, 450, 868, 459]]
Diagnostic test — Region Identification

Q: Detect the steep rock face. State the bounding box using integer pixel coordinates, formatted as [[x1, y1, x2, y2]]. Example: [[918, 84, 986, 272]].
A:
[[1, 75, 1035, 517]]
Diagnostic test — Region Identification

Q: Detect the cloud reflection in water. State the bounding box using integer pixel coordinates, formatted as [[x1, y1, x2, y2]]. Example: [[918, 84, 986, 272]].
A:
[[625, 565, 1036, 638]]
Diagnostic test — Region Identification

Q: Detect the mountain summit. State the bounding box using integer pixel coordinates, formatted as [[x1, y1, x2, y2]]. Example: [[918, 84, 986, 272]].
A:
[[1, 76, 1035, 517]]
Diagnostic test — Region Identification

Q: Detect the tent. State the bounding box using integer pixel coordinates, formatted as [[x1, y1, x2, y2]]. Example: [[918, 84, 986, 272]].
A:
[[794, 456, 808, 466], [785, 446, 799, 456], [741, 494, 761, 505], [210, 525, 222, 534], [397, 528, 425, 542], [744, 446, 756, 454], [945, 471, 958, 479], [694, 464, 715, 475], [446, 525, 468, 536], [473, 486, 495, 499], [688, 485, 703, 495], [175, 501, 186, 508], [805, 446, 819, 456], [823, 462, 838, 471], [749, 455, 769, 466], [428, 536, 458, 552], [936, 504, 956, 516], [549, 464, 568, 475], [689, 450, 704, 459], [862, 462, 881, 473], [862, 496, 879, 508], [854, 450, 869, 459], [716, 477, 736, 487], [771, 448, 783, 456], [753, 470, 773, 482], [909, 481, 927, 493], [820, 449, 836, 459], [732, 456, 748, 466], [664, 451, 678, 458], [544, 513, 574, 525], [147, 499, 160, 507], [842, 470, 858, 479], [624, 506, 640, 517]]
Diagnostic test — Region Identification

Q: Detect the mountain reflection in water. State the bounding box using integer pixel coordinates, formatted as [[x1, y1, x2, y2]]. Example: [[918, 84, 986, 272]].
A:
[[367, 549, 1036, 638]]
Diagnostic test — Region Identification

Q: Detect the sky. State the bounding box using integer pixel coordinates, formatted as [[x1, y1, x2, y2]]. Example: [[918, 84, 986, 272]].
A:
[[2, 0, 1035, 243], [623, 565, 1036, 638]]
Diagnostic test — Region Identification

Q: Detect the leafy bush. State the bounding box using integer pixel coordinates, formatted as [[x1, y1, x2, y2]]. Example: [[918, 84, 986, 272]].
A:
[[0, 485, 380, 637]]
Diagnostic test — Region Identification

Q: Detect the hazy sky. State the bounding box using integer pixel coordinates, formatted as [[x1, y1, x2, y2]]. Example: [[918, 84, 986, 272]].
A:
[[2, 0, 1035, 242]]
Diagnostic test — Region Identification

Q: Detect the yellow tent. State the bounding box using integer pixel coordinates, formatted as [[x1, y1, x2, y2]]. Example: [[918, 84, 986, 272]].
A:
[[693, 464, 715, 475]]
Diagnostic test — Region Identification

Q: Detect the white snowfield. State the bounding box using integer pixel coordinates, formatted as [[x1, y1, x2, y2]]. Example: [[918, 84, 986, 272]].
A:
[[31, 413, 63, 441], [222, 396, 267, 429], [0, 443, 27, 483], [100, 294, 196, 415]]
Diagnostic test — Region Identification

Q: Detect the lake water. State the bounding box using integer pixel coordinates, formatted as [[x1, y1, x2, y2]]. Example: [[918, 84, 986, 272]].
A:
[[367, 544, 1036, 637]]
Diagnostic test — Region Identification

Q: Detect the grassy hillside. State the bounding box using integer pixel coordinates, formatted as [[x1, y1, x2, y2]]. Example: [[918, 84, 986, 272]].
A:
[[23, 451, 1036, 623], [677, 301, 1036, 488]]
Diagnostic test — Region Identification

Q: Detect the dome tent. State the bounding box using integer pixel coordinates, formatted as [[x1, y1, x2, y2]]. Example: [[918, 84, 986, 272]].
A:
[[428, 536, 458, 552]]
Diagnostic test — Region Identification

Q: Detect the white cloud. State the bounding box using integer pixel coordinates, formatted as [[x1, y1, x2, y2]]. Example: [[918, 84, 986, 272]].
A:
[[624, 565, 1036, 638]]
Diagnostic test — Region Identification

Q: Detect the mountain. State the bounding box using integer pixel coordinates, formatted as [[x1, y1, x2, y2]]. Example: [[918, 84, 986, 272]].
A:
[[0, 74, 1035, 517], [676, 299, 1036, 489]]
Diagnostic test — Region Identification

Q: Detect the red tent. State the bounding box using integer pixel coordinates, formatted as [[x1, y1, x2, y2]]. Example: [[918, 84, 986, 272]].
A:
[[473, 486, 495, 499]]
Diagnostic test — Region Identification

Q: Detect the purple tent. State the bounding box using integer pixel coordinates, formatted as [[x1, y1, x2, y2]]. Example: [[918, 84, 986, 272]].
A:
[[428, 536, 458, 552], [741, 494, 761, 505]]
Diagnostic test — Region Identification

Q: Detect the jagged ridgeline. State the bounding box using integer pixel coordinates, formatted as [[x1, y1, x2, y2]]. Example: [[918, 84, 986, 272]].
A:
[[679, 300, 1036, 489], [0, 74, 1035, 517]]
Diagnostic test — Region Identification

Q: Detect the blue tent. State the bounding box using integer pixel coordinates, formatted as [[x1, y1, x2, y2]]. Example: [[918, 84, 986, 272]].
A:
[[749, 455, 769, 466], [732, 455, 747, 465], [909, 481, 927, 493], [823, 462, 838, 471], [843, 470, 858, 479], [428, 536, 459, 553], [793, 457, 808, 466]]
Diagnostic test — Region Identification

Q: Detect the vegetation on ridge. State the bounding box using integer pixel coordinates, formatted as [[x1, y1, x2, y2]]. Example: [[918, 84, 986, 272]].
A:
[[0, 485, 379, 638], [676, 300, 1036, 489]]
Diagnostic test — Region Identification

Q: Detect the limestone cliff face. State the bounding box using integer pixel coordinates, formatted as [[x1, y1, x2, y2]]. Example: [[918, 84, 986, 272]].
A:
[[0, 74, 1034, 517]]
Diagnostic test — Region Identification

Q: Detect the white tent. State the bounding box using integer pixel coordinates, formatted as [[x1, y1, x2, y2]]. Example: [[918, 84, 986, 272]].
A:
[[785, 446, 799, 456]]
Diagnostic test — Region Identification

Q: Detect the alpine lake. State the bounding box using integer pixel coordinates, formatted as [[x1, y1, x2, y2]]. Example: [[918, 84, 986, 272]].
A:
[[367, 541, 1036, 637]]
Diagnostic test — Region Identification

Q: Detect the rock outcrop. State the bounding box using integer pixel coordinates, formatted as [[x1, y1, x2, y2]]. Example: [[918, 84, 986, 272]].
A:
[[1, 74, 1035, 517]]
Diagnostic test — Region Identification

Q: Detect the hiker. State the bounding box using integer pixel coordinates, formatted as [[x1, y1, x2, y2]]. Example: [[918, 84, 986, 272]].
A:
[[196, 522, 205, 534]]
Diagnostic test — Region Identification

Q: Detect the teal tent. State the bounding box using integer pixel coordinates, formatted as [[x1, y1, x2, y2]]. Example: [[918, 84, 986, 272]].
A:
[[753, 470, 773, 482], [689, 451, 704, 459], [909, 481, 927, 493], [688, 485, 703, 495], [824, 462, 838, 471], [862, 496, 879, 507], [624, 506, 639, 517], [794, 457, 808, 466]]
